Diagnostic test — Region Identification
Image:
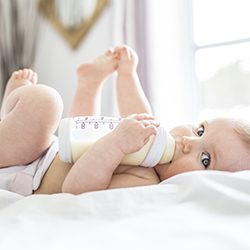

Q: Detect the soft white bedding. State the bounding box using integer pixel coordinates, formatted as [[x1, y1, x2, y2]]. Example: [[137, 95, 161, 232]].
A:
[[0, 170, 250, 250]]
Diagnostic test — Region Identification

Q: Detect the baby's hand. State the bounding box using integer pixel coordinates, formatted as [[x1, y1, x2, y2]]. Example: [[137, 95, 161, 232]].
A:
[[109, 113, 160, 155]]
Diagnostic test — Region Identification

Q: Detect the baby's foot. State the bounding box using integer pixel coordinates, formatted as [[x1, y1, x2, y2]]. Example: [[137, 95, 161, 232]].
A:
[[114, 45, 139, 75], [77, 49, 118, 83], [3, 69, 38, 99]]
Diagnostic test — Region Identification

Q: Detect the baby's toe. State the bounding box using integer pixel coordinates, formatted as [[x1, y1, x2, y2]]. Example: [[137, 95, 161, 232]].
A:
[[10, 71, 19, 80], [26, 69, 34, 80], [120, 47, 129, 58], [16, 70, 25, 80], [31, 72, 38, 84], [21, 69, 29, 79], [105, 48, 114, 56]]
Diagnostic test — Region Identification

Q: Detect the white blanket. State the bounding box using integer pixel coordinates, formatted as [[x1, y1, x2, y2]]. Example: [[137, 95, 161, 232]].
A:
[[0, 170, 250, 250]]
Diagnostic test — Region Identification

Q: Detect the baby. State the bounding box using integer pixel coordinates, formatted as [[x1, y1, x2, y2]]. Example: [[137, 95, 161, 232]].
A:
[[0, 45, 250, 196]]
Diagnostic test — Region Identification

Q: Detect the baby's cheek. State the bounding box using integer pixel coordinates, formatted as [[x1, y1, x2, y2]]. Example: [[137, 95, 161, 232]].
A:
[[168, 159, 200, 177]]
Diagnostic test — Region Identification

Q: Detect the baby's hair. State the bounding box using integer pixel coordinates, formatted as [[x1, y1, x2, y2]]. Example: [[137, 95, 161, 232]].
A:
[[232, 119, 250, 148]]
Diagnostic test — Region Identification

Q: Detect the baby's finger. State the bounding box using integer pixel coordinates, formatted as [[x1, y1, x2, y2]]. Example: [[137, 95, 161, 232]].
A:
[[141, 119, 160, 127], [144, 124, 158, 138], [133, 113, 155, 121]]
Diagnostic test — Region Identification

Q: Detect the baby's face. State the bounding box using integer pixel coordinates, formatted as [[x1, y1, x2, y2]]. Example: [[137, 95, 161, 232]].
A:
[[155, 118, 250, 181]]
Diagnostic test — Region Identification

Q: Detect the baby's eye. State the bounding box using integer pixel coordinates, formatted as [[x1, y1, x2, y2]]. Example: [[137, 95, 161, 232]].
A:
[[201, 152, 210, 169], [196, 124, 204, 136]]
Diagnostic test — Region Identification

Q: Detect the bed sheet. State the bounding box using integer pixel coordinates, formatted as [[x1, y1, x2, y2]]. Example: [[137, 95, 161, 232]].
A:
[[0, 170, 250, 250]]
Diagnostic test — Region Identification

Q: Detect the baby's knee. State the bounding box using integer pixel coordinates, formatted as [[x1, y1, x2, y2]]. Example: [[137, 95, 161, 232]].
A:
[[32, 85, 64, 116], [1, 84, 63, 119], [14, 84, 64, 135], [17, 85, 63, 120]]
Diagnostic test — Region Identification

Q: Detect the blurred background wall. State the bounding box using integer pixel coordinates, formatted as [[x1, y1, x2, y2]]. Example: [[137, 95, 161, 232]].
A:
[[1, 0, 250, 128], [34, 0, 116, 117]]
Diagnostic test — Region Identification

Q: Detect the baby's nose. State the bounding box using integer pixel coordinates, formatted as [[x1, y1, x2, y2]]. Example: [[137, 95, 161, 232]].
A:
[[182, 136, 199, 153]]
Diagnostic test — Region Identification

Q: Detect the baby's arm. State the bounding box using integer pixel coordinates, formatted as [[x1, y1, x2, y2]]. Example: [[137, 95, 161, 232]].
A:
[[62, 114, 159, 194]]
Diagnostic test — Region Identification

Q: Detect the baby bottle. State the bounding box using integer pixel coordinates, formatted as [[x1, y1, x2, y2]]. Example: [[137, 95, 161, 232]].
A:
[[58, 116, 176, 167]]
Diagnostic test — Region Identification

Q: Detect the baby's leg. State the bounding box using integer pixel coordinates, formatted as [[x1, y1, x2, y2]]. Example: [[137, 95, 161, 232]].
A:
[[0, 69, 63, 167], [69, 50, 117, 116], [115, 45, 152, 117], [61, 50, 117, 193]]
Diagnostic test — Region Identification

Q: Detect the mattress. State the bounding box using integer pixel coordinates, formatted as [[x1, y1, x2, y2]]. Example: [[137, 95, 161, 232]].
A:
[[0, 170, 250, 250]]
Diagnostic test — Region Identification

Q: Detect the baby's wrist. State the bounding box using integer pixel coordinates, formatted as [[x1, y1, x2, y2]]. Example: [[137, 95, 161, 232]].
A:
[[102, 133, 126, 159]]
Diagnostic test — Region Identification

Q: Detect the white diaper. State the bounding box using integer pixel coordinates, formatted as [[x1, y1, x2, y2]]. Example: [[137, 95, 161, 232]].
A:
[[0, 137, 58, 196]]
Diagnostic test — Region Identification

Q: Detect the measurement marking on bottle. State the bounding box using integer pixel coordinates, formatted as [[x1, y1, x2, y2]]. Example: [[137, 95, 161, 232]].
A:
[[73, 116, 121, 130]]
